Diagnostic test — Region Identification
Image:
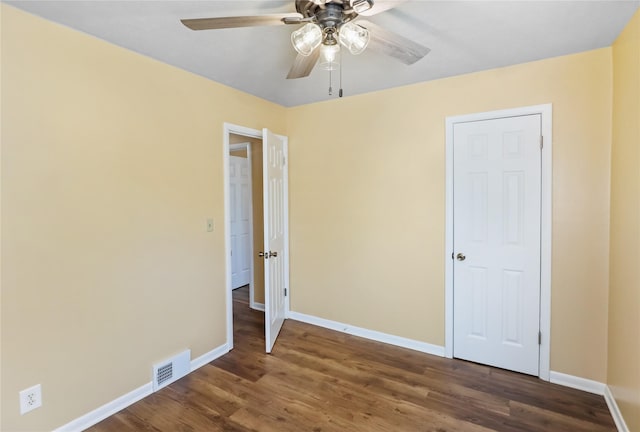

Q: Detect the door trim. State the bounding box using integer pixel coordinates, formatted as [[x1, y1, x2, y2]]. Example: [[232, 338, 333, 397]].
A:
[[229, 142, 257, 310], [444, 104, 552, 381]]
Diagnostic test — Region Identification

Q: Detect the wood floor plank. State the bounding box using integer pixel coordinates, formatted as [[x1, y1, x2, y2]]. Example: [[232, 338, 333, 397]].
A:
[[89, 411, 164, 432], [88, 286, 616, 432], [508, 400, 617, 432], [273, 334, 514, 429]]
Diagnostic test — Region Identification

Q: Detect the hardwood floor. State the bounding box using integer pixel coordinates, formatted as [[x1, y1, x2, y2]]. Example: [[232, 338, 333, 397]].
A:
[[89, 286, 615, 431]]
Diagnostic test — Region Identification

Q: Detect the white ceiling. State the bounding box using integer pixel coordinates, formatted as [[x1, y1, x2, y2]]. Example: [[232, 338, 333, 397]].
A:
[[7, 0, 639, 107]]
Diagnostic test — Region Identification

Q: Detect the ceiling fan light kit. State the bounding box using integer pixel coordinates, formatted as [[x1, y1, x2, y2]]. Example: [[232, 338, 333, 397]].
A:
[[181, 0, 429, 87], [291, 20, 368, 57]]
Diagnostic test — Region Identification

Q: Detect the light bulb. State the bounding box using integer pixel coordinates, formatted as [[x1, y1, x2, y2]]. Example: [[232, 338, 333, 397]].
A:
[[291, 23, 322, 56], [319, 44, 341, 71], [338, 22, 370, 55]]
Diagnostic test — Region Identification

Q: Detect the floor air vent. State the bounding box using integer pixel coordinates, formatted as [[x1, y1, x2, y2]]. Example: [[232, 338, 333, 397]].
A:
[[152, 349, 191, 391], [156, 363, 173, 387]]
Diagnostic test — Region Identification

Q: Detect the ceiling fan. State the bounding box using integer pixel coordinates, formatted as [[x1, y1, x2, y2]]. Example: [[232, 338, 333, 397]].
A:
[[181, 0, 430, 79]]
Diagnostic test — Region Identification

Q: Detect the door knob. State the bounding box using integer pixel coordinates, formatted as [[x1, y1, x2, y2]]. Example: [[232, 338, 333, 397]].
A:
[[456, 253, 466, 261], [269, 251, 278, 258], [258, 251, 268, 259]]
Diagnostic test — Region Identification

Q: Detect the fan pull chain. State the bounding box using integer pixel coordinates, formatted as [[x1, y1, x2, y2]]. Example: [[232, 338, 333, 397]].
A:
[[328, 64, 333, 96], [339, 48, 343, 98]]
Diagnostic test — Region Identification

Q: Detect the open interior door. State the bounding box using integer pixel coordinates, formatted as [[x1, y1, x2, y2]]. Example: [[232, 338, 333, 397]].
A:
[[262, 128, 288, 353]]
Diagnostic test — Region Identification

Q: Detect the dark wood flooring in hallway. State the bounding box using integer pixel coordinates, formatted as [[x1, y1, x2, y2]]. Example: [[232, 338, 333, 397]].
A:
[[89, 286, 616, 431]]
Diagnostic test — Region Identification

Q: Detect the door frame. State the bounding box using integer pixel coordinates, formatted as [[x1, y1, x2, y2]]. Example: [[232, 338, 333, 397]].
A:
[[229, 142, 256, 307], [444, 104, 552, 381], [223, 122, 291, 350], [224, 123, 261, 350]]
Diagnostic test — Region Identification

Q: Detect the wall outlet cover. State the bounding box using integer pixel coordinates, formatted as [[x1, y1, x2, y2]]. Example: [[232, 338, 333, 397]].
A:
[[19, 384, 42, 415]]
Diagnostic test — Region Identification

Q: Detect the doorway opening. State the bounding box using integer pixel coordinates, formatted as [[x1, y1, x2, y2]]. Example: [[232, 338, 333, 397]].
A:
[[223, 123, 290, 353], [224, 125, 265, 351], [229, 136, 265, 312]]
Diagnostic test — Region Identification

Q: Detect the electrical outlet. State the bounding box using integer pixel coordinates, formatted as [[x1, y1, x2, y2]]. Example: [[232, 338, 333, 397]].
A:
[[19, 384, 42, 415]]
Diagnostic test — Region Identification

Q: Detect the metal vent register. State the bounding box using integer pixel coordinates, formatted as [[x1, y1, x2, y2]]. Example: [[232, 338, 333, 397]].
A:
[[156, 363, 173, 387], [152, 350, 191, 391]]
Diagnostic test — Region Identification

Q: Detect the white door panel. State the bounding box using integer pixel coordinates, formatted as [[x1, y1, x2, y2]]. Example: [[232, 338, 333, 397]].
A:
[[263, 129, 287, 353], [453, 114, 541, 375]]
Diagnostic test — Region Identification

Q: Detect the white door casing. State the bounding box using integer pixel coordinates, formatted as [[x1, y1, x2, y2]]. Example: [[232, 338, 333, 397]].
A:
[[452, 114, 541, 375], [262, 128, 288, 353], [445, 104, 552, 381], [229, 155, 252, 289]]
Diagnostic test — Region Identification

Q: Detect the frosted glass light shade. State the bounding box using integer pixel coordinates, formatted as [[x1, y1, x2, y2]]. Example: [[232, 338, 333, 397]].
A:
[[291, 23, 322, 56], [319, 43, 340, 70], [338, 22, 370, 55]]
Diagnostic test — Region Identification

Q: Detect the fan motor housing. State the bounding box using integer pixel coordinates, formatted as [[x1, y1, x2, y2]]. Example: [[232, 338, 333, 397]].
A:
[[295, 0, 358, 29]]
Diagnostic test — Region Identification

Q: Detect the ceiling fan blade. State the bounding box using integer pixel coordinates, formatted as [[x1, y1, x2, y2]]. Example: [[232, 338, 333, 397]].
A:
[[181, 13, 303, 30], [357, 0, 407, 17], [287, 48, 321, 79], [358, 20, 430, 65]]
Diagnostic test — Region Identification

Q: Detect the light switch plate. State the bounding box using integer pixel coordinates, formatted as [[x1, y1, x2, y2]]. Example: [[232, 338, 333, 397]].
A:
[[206, 218, 214, 232]]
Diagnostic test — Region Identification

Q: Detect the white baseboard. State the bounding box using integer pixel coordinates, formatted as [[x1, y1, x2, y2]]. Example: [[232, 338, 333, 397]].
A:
[[251, 301, 265, 312], [522, 371, 630, 432], [549, 371, 606, 395], [53, 382, 153, 432], [53, 343, 229, 432], [191, 343, 229, 371], [288, 311, 445, 357], [604, 385, 630, 432]]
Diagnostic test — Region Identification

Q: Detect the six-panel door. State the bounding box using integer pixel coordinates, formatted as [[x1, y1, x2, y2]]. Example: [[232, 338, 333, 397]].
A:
[[453, 114, 542, 375]]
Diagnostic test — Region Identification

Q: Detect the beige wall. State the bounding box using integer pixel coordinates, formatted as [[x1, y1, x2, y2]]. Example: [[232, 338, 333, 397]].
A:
[[230, 149, 248, 158], [229, 134, 265, 304], [2, 3, 637, 430], [608, 8, 640, 431], [250, 140, 265, 305], [287, 48, 613, 382], [0, 5, 285, 431]]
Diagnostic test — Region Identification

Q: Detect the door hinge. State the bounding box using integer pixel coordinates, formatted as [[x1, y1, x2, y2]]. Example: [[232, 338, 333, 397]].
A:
[[540, 136, 544, 150], [284, 288, 288, 297], [538, 331, 542, 345]]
